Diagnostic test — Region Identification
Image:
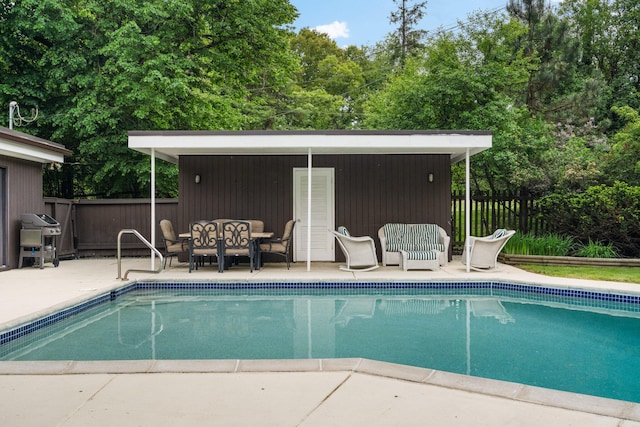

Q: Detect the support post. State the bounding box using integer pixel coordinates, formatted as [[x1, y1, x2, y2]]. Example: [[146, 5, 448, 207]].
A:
[[151, 148, 156, 270], [307, 148, 312, 271], [465, 148, 471, 272]]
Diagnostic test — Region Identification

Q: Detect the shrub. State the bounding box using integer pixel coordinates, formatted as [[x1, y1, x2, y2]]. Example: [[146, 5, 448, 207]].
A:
[[503, 233, 575, 256], [538, 182, 640, 257], [573, 239, 619, 258]]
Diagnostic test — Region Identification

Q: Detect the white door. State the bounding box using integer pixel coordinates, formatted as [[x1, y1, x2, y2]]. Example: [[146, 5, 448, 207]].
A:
[[293, 168, 335, 261]]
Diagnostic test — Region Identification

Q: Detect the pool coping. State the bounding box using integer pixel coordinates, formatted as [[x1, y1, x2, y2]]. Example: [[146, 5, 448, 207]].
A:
[[0, 358, 638, 422]]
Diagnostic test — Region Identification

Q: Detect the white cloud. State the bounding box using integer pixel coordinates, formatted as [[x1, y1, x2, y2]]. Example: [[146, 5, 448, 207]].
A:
[[314, 21, 350, 40]]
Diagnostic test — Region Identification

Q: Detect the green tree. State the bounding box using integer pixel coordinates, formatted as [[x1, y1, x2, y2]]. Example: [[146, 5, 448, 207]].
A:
[[544, 120, 609, 193], [506, 0, 584, 119], [364, 12, 554, 193], [603, 106, 640, 186], [560, 0, 640, 126], [285, 28, 368, 129], [0, 0, 299, 197], [389, 0, 428, 67]]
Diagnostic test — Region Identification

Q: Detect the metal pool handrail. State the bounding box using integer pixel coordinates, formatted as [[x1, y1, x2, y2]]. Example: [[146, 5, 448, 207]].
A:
[[117, 229, 163, 280]]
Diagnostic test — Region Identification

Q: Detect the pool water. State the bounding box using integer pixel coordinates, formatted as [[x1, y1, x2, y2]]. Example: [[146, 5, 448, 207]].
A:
[[2, 287, 640, 403]]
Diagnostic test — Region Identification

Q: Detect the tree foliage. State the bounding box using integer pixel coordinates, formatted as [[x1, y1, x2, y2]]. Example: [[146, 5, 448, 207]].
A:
[[604, 106, 640, 186], [388, 0, 428, 67], [1, 0, 298, 197], [538, 182, 640, 256]]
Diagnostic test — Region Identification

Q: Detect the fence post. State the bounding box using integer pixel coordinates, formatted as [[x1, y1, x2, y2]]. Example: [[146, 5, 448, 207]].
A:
[[519, 187, 529, 234]]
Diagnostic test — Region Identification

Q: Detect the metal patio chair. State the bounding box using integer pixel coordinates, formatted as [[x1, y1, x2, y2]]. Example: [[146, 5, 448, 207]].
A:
[[221, 220, 255, 272], [259, 220, 295, 269], [189, 220, 222, 273]]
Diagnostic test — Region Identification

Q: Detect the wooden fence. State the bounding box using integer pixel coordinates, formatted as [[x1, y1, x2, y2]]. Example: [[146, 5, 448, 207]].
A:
[[45, 197, 178, 258], [46, 192, 546, 257], [451, 190, 547, 251]]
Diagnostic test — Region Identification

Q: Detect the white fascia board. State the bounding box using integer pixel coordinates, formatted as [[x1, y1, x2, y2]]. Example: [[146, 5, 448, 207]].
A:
[[129, 132, 492, 160], [0, 140, 65, 163]]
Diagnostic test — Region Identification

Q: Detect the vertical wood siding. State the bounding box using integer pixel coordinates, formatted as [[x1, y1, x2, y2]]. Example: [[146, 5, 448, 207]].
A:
[[179, 154, 452, 261], [1, 156, 44, 268]]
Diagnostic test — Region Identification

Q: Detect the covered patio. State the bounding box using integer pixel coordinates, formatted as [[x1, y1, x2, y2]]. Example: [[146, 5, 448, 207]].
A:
[[128, 130, 492, 272]]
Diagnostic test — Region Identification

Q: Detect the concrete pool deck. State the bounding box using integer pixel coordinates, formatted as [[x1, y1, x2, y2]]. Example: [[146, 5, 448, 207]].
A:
[[1, 257, 639, 426]]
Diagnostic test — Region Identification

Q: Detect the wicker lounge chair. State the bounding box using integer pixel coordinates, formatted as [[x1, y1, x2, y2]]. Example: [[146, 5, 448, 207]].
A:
[[462, 229, 515, 270], [330, 227, 379, 272]]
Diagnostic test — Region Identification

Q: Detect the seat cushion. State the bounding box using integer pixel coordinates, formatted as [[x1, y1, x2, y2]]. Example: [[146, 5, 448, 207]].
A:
[[404, 250, 438, 261], [167, 242, 185, 252], [383, 223, 408, 252], [260, 242, 286, 252]]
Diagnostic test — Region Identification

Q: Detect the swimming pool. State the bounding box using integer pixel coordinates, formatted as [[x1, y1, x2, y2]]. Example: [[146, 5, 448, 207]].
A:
[[1, 281, 640, 403]]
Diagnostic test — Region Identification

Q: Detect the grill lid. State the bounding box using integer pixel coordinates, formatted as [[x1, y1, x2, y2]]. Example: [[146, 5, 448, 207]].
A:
[[21, 213, 60, 227]]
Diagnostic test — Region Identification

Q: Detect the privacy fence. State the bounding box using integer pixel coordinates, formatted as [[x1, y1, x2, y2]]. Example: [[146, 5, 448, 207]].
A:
[[45, 192, 546, 258], [451, 190, 547, 250]]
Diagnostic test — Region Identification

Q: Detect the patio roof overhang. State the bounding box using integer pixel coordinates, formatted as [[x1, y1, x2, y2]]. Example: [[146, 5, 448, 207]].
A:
[[0, 126, 71, 164], [127, 130, 492, 273], [127, 130, 492, 163]]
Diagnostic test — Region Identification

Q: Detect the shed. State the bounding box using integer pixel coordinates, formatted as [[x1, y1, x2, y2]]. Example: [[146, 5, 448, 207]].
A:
[[128, 130, 492, 270], [0, 126, 71, 270]]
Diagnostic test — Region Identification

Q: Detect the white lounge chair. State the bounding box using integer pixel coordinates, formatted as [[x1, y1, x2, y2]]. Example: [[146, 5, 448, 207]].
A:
[[462, 229, 515, 271], [330, 227, 379, 272]]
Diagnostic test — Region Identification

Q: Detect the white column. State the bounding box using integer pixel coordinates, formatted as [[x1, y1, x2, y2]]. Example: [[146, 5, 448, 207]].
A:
[[465, 148, 470, 272], [307, 148, 312, 271], [151, 148, 156, 270]]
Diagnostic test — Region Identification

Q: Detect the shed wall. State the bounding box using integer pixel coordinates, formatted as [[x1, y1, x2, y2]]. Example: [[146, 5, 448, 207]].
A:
[[178, 154, 452, 261], [0, 155, 44, 269]]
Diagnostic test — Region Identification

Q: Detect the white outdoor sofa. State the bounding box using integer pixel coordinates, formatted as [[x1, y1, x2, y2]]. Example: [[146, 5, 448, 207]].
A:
[[378, 223, 450, 269]]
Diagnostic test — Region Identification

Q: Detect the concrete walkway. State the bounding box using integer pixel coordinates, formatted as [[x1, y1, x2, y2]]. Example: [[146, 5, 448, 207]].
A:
[[1, 258, 639, 426]]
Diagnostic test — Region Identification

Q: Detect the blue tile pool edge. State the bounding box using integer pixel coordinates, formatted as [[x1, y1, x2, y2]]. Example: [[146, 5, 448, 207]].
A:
[[2, 279, 640, 346]]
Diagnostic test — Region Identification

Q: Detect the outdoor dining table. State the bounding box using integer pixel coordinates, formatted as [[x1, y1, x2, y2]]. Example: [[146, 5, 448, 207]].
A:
[[178, 230, 274, 270]]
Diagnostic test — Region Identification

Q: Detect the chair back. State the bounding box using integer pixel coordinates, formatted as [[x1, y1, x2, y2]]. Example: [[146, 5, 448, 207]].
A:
[[222, 220, 252, 254], [190, 221, 219, 250], [248, 219, 264, 233], [282, 220, 296, 244], [160, 219, 177, 242]]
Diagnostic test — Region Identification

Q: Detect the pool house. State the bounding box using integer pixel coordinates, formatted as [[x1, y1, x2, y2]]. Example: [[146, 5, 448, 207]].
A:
[[128, 130, 492, 270]]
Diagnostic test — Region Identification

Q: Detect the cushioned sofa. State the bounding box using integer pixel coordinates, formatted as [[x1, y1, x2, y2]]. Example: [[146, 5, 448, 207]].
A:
[[378, 223, 450, 267]]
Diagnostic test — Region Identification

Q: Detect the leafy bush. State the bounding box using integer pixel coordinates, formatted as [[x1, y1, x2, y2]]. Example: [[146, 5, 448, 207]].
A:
[[503, 233, 575, 256], [538, 182, 640, 257], [574, 239, 619, 258]]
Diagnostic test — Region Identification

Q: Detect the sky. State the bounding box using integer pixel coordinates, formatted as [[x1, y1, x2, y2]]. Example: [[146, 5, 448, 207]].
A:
[[289, 1, 557, 47]]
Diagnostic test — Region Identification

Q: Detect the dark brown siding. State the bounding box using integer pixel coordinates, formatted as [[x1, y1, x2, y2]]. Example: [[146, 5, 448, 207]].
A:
[[179, 154, 452, 261], [0, 155, 44, 269]]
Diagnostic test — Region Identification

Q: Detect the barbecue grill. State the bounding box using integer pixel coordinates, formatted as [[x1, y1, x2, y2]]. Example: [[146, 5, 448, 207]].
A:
[[18, 213, 61, 268]]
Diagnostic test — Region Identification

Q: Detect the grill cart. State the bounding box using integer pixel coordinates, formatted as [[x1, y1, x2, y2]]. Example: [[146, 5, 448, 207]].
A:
[[18, 213, 61, 269]]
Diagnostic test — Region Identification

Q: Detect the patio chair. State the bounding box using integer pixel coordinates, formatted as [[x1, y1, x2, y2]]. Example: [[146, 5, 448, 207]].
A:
[[462, 229, 516, 271], [160, 219, 188, 268], [330, 226, 379, 272], [221, 220, 255, 272], [189, 220, 222, 273], [259, 220, 296, 269]]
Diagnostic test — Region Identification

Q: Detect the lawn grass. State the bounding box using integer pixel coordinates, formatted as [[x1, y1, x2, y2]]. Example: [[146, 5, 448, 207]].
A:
[[517, 264, 640, 284]]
